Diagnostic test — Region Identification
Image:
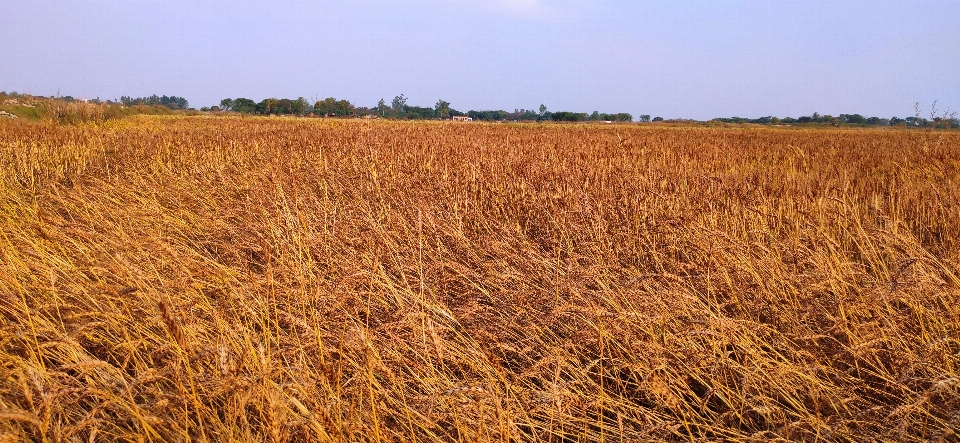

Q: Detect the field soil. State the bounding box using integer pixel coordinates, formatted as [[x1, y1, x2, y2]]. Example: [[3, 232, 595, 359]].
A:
[[1, 117, 959, 442]]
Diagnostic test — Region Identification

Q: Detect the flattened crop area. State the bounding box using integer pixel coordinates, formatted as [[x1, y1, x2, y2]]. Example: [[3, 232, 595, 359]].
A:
[[1, 117, 959, 442]]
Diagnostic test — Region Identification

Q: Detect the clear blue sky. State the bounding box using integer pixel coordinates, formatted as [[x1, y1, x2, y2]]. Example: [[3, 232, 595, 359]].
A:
[[2, 0, 958, 120]]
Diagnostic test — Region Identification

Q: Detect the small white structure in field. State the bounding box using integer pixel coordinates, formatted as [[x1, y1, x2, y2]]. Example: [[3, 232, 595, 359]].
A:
[[452, 116, 473, 122]]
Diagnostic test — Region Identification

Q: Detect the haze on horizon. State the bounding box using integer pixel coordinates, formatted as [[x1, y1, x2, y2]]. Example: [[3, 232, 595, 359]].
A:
[[2, 0, 958, 120]]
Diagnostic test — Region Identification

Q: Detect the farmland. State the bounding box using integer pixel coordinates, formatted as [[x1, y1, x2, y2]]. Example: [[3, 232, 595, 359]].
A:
[[1, 116, 959, 441]]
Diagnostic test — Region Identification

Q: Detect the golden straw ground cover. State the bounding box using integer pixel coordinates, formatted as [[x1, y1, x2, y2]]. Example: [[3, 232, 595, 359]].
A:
[[1, 116, 959, 442]]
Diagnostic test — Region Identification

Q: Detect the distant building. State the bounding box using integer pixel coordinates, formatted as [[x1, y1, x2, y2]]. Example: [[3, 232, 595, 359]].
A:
[[452, 116, 473, 122]]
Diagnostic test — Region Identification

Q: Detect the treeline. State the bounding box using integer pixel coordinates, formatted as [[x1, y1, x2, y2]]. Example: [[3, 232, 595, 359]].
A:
[[216, 97, 314, 115], [6, 90, 956, 128], [713, 112, 959, 128], [546, 111, 633, 122], [120, 95, 189, 110], [215, 94, 635, 122]]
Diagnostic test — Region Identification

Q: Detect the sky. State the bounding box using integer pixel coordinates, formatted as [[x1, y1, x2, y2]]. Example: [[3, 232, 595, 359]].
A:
[[2, 0, 958, 120]]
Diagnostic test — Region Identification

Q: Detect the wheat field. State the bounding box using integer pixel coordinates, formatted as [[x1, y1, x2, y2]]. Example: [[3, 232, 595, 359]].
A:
[[1, 116, 959, 442]]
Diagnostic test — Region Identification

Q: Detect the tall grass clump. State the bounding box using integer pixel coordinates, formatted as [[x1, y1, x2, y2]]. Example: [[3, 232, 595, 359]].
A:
[[1, 116, 959, 442], [33, 99, 186, 124], [39, 100, 108, 124]]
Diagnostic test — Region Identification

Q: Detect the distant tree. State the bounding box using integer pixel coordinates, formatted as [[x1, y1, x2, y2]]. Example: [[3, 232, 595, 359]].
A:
[[713, 117, 746, 124], [652, 116, 663, 122], [292, 97, 309, 115], [551, 111, 587, 122], [275, 98, 294, 115], [639, 114, 651, 122], [519, 109, 539, 121], [377, 99, 387, 116], [173, 96, 188, 110], [335, 99, 354, 116], [405, 106, 435, 119], [467, 110, 508, 121], [754, 116, 773, 124], [232, 98, 257, 113], [538, 104, 547, 120], [435, 99, 451, 119], [315, 97, 355, 117], [391, 94, 408, 113], [840, 114, 867, 125], [905, 116, 923, 126], [119, 94, 188, 109], [256, 98, 278, 115], [352, 106, 377, 117], [219, 98, 234, 111], [315, 98, 334, 116]]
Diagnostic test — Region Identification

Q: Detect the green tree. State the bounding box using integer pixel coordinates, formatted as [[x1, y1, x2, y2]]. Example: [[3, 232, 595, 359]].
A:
[[314, 97, 354, 117], [219, 98, 234, 111], [232, 98, 256, 113], [392, 94, 408, 113], [276, 99, 294, 115], [257, 98, 278, 115], [840, 114, 867, 125], [551, 111, 587, 122], [333, 99, 354, 116], [292, 97, 308, 115], [435, 99, 451, 119], [315, 98, 335, 116]]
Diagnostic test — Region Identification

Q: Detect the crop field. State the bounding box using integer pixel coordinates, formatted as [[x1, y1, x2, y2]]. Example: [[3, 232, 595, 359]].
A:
[[1, 116, 959, 442]]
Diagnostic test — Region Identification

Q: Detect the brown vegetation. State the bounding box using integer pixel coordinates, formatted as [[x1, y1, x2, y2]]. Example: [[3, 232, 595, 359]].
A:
[[0, 94, 197, 124], [1, 116, 959, 442]]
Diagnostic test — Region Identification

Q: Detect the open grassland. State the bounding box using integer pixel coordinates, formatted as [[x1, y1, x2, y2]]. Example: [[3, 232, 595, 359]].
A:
[[1, 117, 959, 442]]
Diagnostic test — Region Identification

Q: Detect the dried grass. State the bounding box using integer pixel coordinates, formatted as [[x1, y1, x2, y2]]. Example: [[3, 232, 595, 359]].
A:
[[1, 116, 959, 442]]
